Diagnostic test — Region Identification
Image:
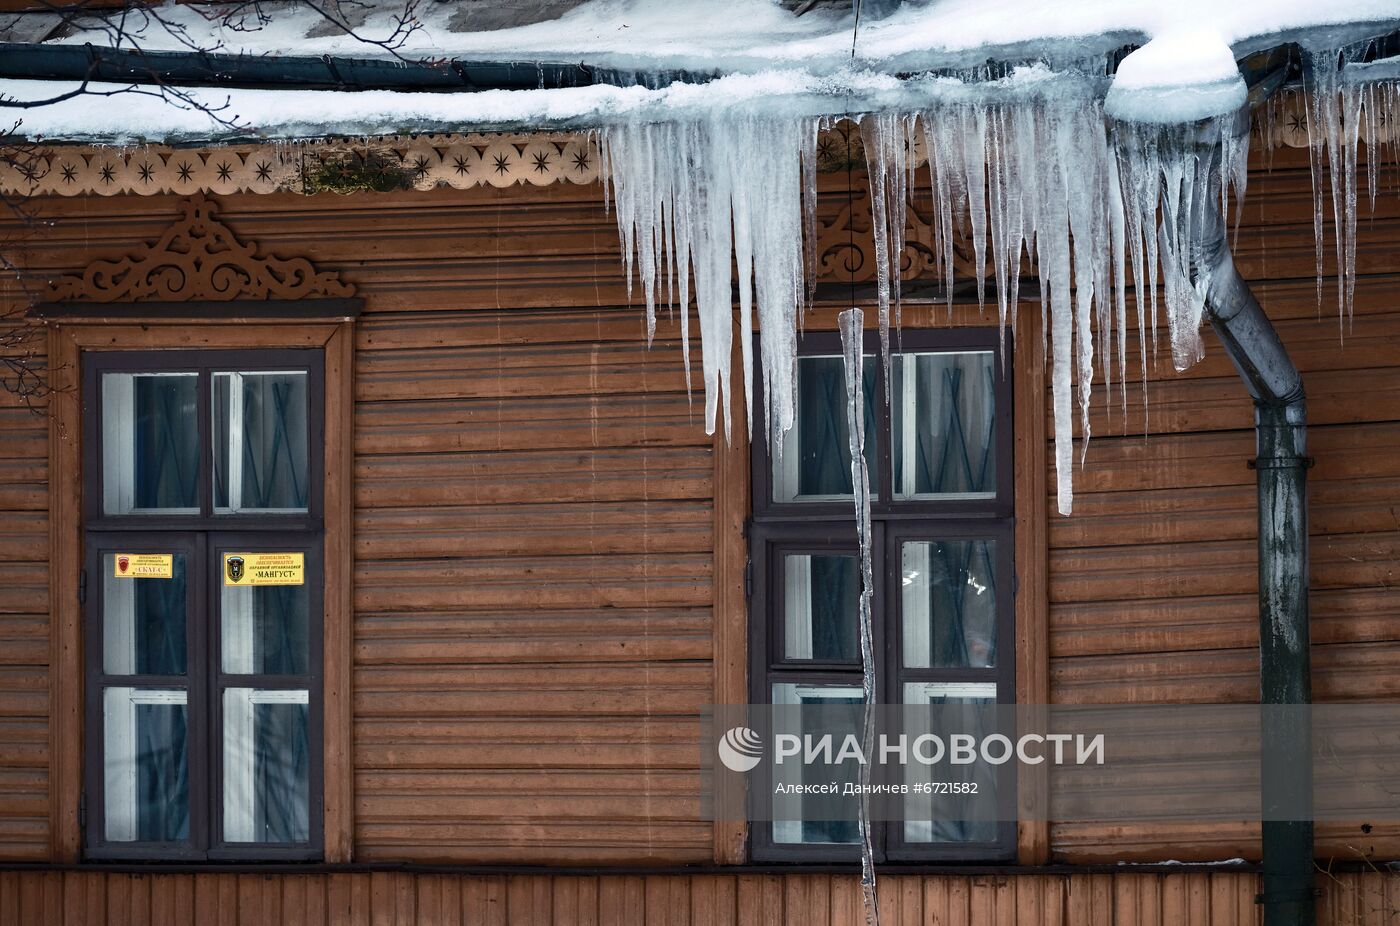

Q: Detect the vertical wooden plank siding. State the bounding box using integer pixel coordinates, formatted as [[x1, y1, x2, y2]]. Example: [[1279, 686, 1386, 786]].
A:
[[0, 869, 1391, 925], [1013, 306, 1051, 865], [711, 324, 751, 865], [323, 323, 357, 863]]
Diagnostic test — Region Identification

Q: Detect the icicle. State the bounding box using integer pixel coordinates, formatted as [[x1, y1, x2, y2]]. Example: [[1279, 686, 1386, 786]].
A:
[[605, 73, 1270, 519], [839, 307, 878, 926], [601, 115, 818, 455], [1303, 44, 1369, 327], [860, 112, 911, 391]]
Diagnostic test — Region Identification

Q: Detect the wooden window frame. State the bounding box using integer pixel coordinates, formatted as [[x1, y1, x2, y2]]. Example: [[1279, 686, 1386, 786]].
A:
[[47, 314, 356, 864], [747, 326, 1016, 863], [80, 349, 325, 861], [710, 306, 1050, 866]]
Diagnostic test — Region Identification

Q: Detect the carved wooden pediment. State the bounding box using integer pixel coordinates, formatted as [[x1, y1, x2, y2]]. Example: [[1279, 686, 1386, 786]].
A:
[[43, 194, 354, 304], [814, 177, 985, 287]]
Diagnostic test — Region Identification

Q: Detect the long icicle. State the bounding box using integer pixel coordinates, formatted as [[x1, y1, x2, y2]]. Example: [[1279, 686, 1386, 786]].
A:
[[599, 59, 1372, 519], [839, 307, 879, 926]]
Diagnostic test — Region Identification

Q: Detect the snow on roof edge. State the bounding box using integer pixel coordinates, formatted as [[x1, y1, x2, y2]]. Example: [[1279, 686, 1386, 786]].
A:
[[2, 4, 1398, 145]]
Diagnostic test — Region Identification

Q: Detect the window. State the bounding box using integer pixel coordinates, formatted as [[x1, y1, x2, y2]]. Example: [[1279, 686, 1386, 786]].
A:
[[748, 327, 1015, 862], [82, 350, 324, 861]]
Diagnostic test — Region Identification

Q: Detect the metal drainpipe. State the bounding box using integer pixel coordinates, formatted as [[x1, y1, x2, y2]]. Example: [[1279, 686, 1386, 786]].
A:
[[1188, 112, 1315, 926]]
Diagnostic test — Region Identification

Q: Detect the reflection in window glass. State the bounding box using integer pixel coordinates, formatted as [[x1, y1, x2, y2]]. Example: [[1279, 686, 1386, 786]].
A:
[[902, 682, 998, 844], [771, 683, 863, 845], [214, 372, 310, 513], [222, 582, 310, 675], [892, 352, 996, 498], [902, 539, 997, 669], [103, 687, 189, 842], [773, 356, 878, 503], [103, 553, 187, 676], [223, 688, 310, 844], [102, 373, 199, 515], [783, 554, 859, 661]]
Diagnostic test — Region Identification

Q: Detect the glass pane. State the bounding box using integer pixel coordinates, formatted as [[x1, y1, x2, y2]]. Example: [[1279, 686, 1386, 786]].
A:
[[102, 372, 199, 515], [902, 539, 997, 669], [103, 687, 188, 842], [223, 688, 310, 844], [783, 554, 859, 661], [771, 682, 863, 845], [214, 372, 310, 513], [902, 682, 998, 844], [222, 582, 310, 675], [103, 553, 187, 676], [772, 355, 878, 503], [893, 351, 996, 498]]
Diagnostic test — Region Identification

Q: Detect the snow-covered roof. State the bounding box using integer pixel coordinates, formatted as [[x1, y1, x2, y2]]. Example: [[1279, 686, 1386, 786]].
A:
[[1, 0, 1398, 142], [4, 0, 1395, 74]]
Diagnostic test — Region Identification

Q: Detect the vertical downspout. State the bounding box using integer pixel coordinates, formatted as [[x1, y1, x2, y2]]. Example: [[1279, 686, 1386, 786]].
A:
[[1189, 112, 1316, 926]]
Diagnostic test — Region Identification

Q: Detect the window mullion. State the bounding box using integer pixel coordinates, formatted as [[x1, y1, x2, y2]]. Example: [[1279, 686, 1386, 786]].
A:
[[898, 355, 916, 499], [197, 368, 214, 518], [228, 371, 246, 513], [196, 530, 214, 857]]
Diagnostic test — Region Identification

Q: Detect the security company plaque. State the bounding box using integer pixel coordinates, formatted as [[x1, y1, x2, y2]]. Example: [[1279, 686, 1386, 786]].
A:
[[113, 553, 174, 579], [223, 552, 305, 586]]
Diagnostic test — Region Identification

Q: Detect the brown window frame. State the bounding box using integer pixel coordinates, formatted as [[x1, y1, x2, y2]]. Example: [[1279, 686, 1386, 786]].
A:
[[747, 325, 1017, 864], [79, 348, 326, 862]]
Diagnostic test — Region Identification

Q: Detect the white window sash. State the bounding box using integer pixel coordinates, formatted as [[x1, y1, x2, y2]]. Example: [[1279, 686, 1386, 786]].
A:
[[223, 687, 309, 843], [103, 687, 186, 843], [102, 563, 137, 675], [771, 683, 863, 845], [783, 554, 814, 660], [903, 542, 933, 668], [225, 371, 246, 513], [101, 374, 135, 517]]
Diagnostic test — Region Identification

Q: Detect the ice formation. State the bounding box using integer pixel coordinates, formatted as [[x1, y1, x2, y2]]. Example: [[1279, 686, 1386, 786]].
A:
[[2, 7, 1395, 515], [1306, 49, 1400, 326], [602, 83, 1239, 514], [601, 45, 1397, 515], [599, 115, 819, 456], [839, 308, 878, 925]]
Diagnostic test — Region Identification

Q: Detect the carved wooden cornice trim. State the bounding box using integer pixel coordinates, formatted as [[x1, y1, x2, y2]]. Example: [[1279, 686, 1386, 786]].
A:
[[42, 194, 354, 304], [0, 132, 599, 198]]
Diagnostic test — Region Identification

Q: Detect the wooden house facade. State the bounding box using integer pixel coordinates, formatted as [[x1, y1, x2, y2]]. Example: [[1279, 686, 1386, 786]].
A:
[[0, 117, 1396, 924]]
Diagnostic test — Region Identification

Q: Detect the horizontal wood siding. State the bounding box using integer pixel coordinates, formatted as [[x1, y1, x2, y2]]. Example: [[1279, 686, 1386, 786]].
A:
[[1047, 146, 1400, 862], [0, 368, 49, 860], [347, 196, 713, 861], [0, 185, 712, 865], [1, 139, 1398, 873], [0, 868, 1395, 925]]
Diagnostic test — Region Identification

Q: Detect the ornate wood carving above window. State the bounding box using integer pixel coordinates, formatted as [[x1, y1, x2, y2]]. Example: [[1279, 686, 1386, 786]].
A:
[[39, 195, 355, 308], [814, 177, 985, 291]]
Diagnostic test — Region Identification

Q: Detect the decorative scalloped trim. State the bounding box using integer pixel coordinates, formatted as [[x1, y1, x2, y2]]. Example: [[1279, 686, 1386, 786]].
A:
[[1, 132, 600, 197]]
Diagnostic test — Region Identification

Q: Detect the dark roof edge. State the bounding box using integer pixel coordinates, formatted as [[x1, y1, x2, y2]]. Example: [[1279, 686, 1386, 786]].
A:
[[0, 41, 721, 93]]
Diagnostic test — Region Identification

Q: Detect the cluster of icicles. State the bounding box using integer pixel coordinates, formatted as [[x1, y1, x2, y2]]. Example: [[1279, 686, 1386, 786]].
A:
[[599, 51, 1395, 516]]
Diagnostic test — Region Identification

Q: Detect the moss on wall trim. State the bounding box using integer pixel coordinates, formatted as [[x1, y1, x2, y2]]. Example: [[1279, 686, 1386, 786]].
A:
[[303, 152, 415, 194]]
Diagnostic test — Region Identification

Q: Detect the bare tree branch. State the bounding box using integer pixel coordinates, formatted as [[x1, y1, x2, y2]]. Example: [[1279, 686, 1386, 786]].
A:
[[0, 0, 435, 407]]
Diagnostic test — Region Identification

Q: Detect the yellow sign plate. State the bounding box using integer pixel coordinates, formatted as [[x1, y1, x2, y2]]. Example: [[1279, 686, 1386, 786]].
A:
[[113, 553, 173, 579], [224, 552, 305, 587]]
